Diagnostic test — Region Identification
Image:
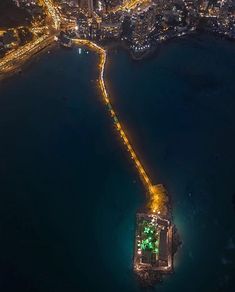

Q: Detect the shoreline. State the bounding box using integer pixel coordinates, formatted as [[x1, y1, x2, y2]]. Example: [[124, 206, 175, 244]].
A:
[[105, 30, 234, 62], [0, 31, 234, 83]]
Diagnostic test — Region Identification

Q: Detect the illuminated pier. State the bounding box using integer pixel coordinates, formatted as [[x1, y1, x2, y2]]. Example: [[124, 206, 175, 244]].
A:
[[72, 39, 168, 216]]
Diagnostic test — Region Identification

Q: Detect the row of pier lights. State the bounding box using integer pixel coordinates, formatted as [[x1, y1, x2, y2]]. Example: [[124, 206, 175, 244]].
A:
[[72, 39, 168, 217]]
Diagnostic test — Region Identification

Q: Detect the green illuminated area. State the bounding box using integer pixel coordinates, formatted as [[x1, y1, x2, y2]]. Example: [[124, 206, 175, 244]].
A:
[[138, 220, 160, 255]]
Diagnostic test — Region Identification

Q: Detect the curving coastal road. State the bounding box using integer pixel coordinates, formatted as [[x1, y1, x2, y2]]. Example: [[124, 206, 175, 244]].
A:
[[0, 34, 55, 76], [0, 0, 60, 77]]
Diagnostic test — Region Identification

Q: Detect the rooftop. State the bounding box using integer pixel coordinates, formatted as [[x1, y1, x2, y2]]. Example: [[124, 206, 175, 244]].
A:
[[134, 212, 173, 282]]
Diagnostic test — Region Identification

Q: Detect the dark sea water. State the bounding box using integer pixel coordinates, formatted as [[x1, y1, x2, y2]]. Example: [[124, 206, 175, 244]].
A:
[[0, 34, 235, 292]]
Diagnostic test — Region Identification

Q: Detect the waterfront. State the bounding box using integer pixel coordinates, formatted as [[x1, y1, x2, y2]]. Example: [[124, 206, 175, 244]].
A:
[[0, 34, 235, 291]]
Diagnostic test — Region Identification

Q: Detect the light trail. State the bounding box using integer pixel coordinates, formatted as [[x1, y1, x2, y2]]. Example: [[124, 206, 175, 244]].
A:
[[111, 0, 151, 13], [0, 34, 54, 74], [73, 39, 167, 215], [42, 0, 61, 30], [0, 0, 60, 75]]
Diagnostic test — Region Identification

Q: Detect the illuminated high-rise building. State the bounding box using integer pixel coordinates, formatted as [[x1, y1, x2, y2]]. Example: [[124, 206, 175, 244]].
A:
[[79, 0, 87, 9], [79, 0, 94, 16], [88, 0, 94, 16]]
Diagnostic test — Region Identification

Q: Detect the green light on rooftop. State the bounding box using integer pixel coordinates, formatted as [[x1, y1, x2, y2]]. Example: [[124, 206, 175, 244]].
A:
[[139, 219, 161, 252], [154, 248, 159, 254], [144, 227, 150, 234]]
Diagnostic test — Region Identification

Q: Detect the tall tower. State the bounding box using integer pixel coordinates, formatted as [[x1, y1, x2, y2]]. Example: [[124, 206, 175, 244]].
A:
[[79, 0, 94, 17], [79, 0, 87, 9], [88, 0, 94, 17]]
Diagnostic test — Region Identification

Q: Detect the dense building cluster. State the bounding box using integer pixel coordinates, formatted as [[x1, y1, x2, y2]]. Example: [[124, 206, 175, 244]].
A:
[[0, 0, 235, 59], [57, 0, 235, 58]]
